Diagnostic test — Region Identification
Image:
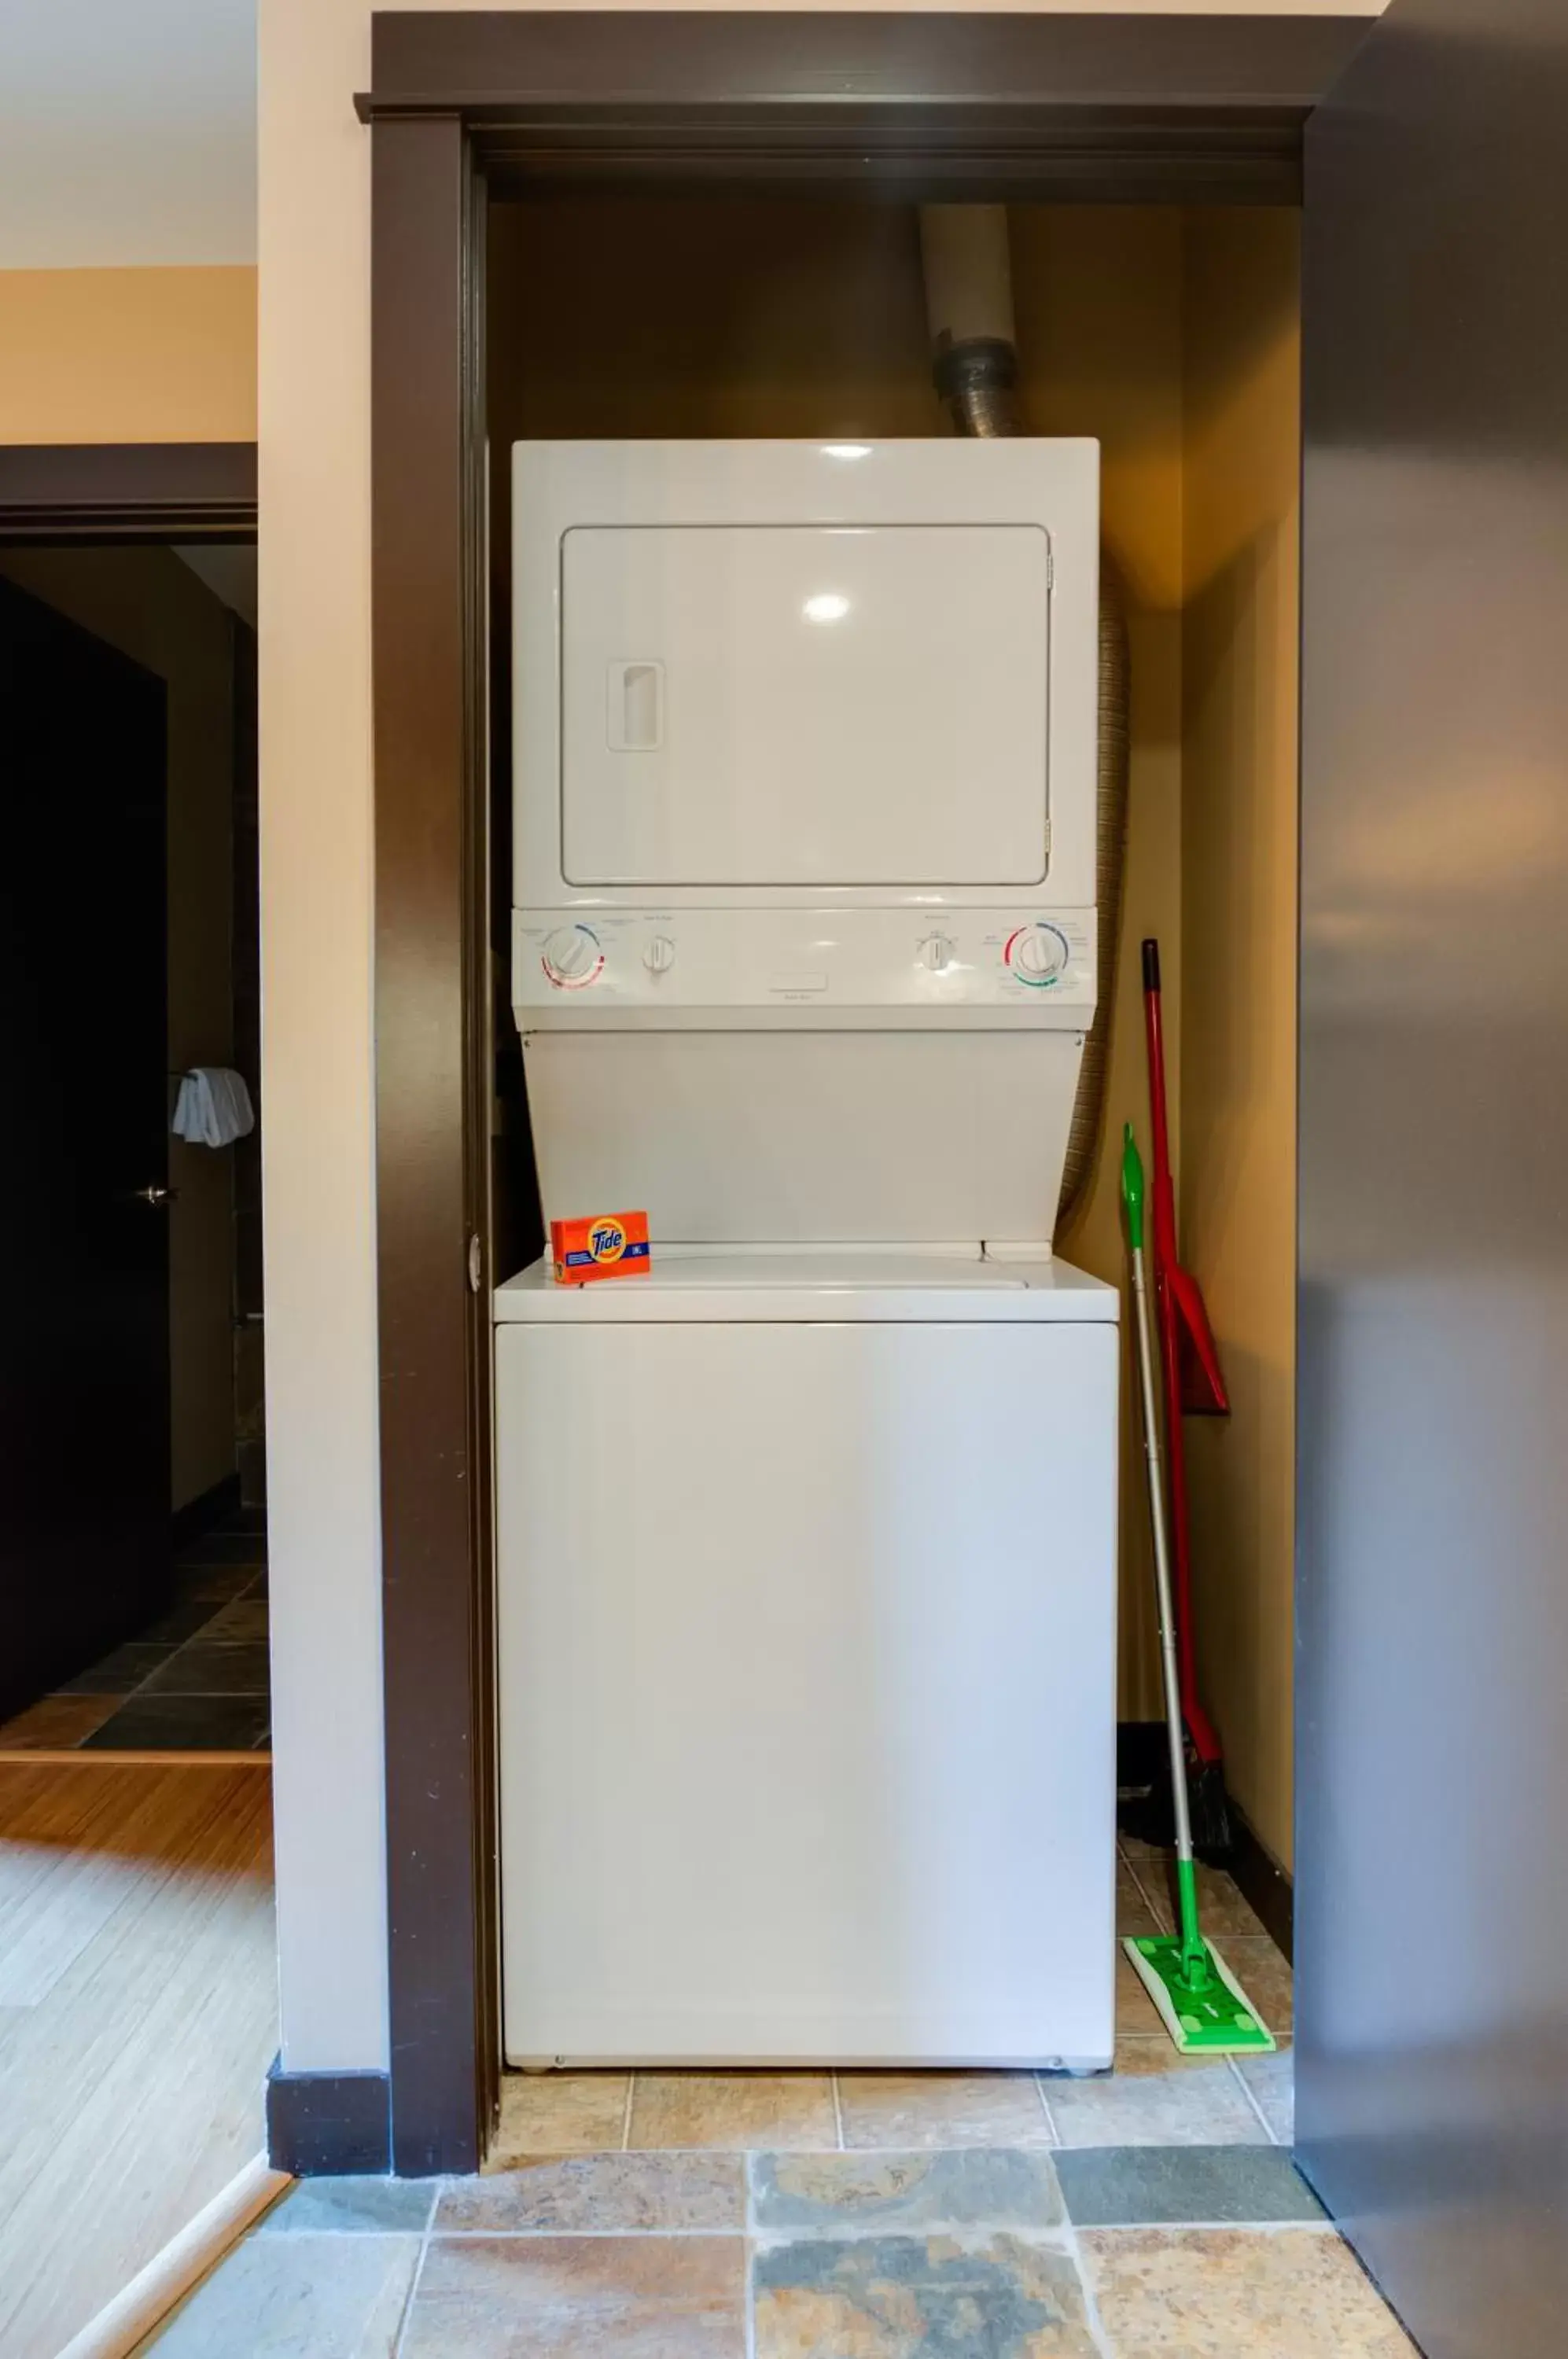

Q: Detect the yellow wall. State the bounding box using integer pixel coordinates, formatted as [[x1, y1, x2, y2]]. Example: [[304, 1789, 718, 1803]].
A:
[[1014, 208, 1183, 1724], [490, 195, 1185, 1717], [0, 550, 240, 1513], [0, 267, 256, 444], [1180, 212, 1301, 1869]]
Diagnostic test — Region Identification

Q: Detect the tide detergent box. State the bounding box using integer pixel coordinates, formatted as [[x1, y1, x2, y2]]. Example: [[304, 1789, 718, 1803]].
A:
[[550, 1210, 651, 1285]]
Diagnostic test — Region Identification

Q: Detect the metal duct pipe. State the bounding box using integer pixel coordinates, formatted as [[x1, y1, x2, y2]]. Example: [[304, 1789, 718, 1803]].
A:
[[918, 204, 1131, 1225]]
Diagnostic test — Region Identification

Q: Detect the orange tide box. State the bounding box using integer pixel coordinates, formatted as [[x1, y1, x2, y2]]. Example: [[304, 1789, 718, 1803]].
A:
[[550, 1210, 651, 1285]]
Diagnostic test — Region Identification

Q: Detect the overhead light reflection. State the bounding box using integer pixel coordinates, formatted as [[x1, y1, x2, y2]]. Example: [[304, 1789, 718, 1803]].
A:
[[804, 593, 851, 624]]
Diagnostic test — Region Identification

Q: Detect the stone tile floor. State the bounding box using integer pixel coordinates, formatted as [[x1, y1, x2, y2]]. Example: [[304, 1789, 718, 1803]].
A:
[[0, 1512, 269, 1754], [138, 1843, 1422, 2355]]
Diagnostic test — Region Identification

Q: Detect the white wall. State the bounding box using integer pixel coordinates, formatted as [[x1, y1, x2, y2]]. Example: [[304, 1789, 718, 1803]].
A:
[[259, 0, 1386, 2076], [0, 1, 255, 267]]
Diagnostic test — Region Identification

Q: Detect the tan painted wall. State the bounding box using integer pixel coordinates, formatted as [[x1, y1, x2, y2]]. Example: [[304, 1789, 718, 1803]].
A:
[[0, 268, 256, 445], [1179, 212, 1301, 1870], [1014, 208, 1183, 1724], [490, 195, 1185, 1717], [0, 549, 239, 1513]]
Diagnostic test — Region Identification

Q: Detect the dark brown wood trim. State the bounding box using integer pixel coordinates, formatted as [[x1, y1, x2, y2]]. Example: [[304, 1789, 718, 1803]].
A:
[[362, 11, 1369, 116], [1226, 1802, 1295, 1964], [0, 443, 257, 540], [474, 108, 1308, 206], [373, 109, 496, 2177], [267, 2060, 393, 2176], [171, 1472, 244, 1551]]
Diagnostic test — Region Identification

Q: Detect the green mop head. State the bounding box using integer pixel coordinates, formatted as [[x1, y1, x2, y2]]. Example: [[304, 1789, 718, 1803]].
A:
[[1122, 1864, 1276, 2055]]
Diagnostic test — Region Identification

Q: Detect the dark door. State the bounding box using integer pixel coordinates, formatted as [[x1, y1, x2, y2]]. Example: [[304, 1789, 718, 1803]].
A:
[[0, 575, 171, 1720], [1298, 3, 1568, 2352]]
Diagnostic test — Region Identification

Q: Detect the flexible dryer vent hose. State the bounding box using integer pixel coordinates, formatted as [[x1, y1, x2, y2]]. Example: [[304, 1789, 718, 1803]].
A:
[[918, 204, 1131, 1225]]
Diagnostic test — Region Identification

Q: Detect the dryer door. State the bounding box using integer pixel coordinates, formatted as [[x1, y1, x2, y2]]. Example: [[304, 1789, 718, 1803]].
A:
[[560, 521, 1051, 888]]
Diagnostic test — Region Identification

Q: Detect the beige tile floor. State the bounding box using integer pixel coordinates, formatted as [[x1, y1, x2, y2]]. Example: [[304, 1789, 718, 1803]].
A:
[[141, 1842, 1421, 2356]]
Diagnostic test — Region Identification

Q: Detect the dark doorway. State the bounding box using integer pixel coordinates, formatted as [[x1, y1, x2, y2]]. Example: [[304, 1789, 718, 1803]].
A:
[[0, 576, 171, 1716], [0, 544, 267, 1750]]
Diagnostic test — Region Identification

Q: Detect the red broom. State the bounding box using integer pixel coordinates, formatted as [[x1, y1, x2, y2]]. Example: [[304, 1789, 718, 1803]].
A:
[[1141, 938, 1233, 1857]]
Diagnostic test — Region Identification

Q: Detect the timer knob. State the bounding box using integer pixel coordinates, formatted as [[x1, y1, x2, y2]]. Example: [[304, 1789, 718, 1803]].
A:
[[643, 935, 676, 975], [542, 925, 602, 986], [918, 933, 955, 973], [1008, 924, 1069, 984]]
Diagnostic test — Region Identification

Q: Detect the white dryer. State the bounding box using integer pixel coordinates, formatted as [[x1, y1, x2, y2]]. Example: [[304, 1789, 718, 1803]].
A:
[[497, 440, 1118, 2070]]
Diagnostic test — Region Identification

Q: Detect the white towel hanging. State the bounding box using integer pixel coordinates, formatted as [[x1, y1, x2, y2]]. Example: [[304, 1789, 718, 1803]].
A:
[[172, 1067, 256, 1149]]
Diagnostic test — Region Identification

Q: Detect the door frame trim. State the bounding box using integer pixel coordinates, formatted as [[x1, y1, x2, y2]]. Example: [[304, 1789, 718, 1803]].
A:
[[362, 6, 1368, 2174], [0, 443, 258, 542]]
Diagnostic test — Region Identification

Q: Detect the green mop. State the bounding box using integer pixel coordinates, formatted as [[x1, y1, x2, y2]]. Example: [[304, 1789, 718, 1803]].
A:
[[1120, 1123, 1276, 2056]]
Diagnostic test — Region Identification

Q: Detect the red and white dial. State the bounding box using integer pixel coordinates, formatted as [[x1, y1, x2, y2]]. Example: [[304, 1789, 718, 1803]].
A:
[[1003, 923, 1069, 987], [542, 923, 604, 989]]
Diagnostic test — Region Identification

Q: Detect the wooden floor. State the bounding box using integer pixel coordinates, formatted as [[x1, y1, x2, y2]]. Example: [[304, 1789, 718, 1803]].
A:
[[0, 1758, 276, 2358]]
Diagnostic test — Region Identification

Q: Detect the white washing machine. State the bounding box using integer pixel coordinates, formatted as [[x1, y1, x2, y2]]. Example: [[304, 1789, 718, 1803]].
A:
[[497, 440, 1118, 2070]]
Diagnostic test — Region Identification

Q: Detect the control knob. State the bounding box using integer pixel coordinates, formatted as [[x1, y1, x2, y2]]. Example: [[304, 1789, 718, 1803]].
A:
[[1006, 924, 1069, 985], [542, 925, 602, 987], [643, 935, 676, 975], [918, 933, 955, 973]]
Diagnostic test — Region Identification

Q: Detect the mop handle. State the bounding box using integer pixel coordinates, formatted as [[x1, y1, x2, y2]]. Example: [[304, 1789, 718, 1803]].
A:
[[1122, 1128, 1196, 1873]]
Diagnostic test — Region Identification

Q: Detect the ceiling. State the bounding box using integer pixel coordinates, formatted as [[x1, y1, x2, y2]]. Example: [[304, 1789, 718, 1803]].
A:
[[0, 0, 255, 268]]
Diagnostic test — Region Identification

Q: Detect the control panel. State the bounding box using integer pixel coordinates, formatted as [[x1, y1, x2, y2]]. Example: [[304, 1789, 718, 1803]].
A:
[[515, 908, 1095, 1024]]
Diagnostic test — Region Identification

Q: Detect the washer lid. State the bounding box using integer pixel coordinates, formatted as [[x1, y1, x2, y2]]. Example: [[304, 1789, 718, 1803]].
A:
[[493, 1248, 1119, 1324]]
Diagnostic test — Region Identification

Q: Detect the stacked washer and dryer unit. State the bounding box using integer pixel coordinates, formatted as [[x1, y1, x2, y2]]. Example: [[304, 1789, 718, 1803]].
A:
[[495, 439, 1118, 2074]]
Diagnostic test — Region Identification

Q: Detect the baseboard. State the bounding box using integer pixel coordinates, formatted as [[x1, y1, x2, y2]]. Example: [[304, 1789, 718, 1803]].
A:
[[266, 2060, 391, 2176], [171, 1472, 241, 1551], [1117, 1720, 1294, 1964], [1226, 1801, 1294, 1963], [1116, 1719, 1167, 1799]]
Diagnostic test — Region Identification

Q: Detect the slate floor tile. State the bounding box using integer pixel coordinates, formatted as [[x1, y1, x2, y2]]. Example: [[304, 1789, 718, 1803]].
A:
[[82, 1694, 271, 1751], [139, 1641, 271, 1696], [258, 2176, 437, 2235], [1215, 1936, 1294, 2042], [175, 1535, 267, 1566], [490, 2071, 630, 2162], [753, 2232, 1099, 2357], [1131, 1853, 1269, 1939], [202, 1597, 271, 1643], [1234, 2049, 1294, 2144], [837, 2072, 1054, 2152], [438, 2151, 743, 2233], [1080, 2225, 1420, 2354], [1117, 1862, 1169, 1936], [1055, 2144, 1324, 2227], [752, 2148, 1066, 2236], [1045, 2042, 1266, 2149], [1117, 1945, 1166, 2035], [629, 2072, 837, 2152], [57, 1641, 171, 1695], [138, 1599, 229, 1646], [399, 2233, 746, 2357], [142, 2228, 421, 2354]]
